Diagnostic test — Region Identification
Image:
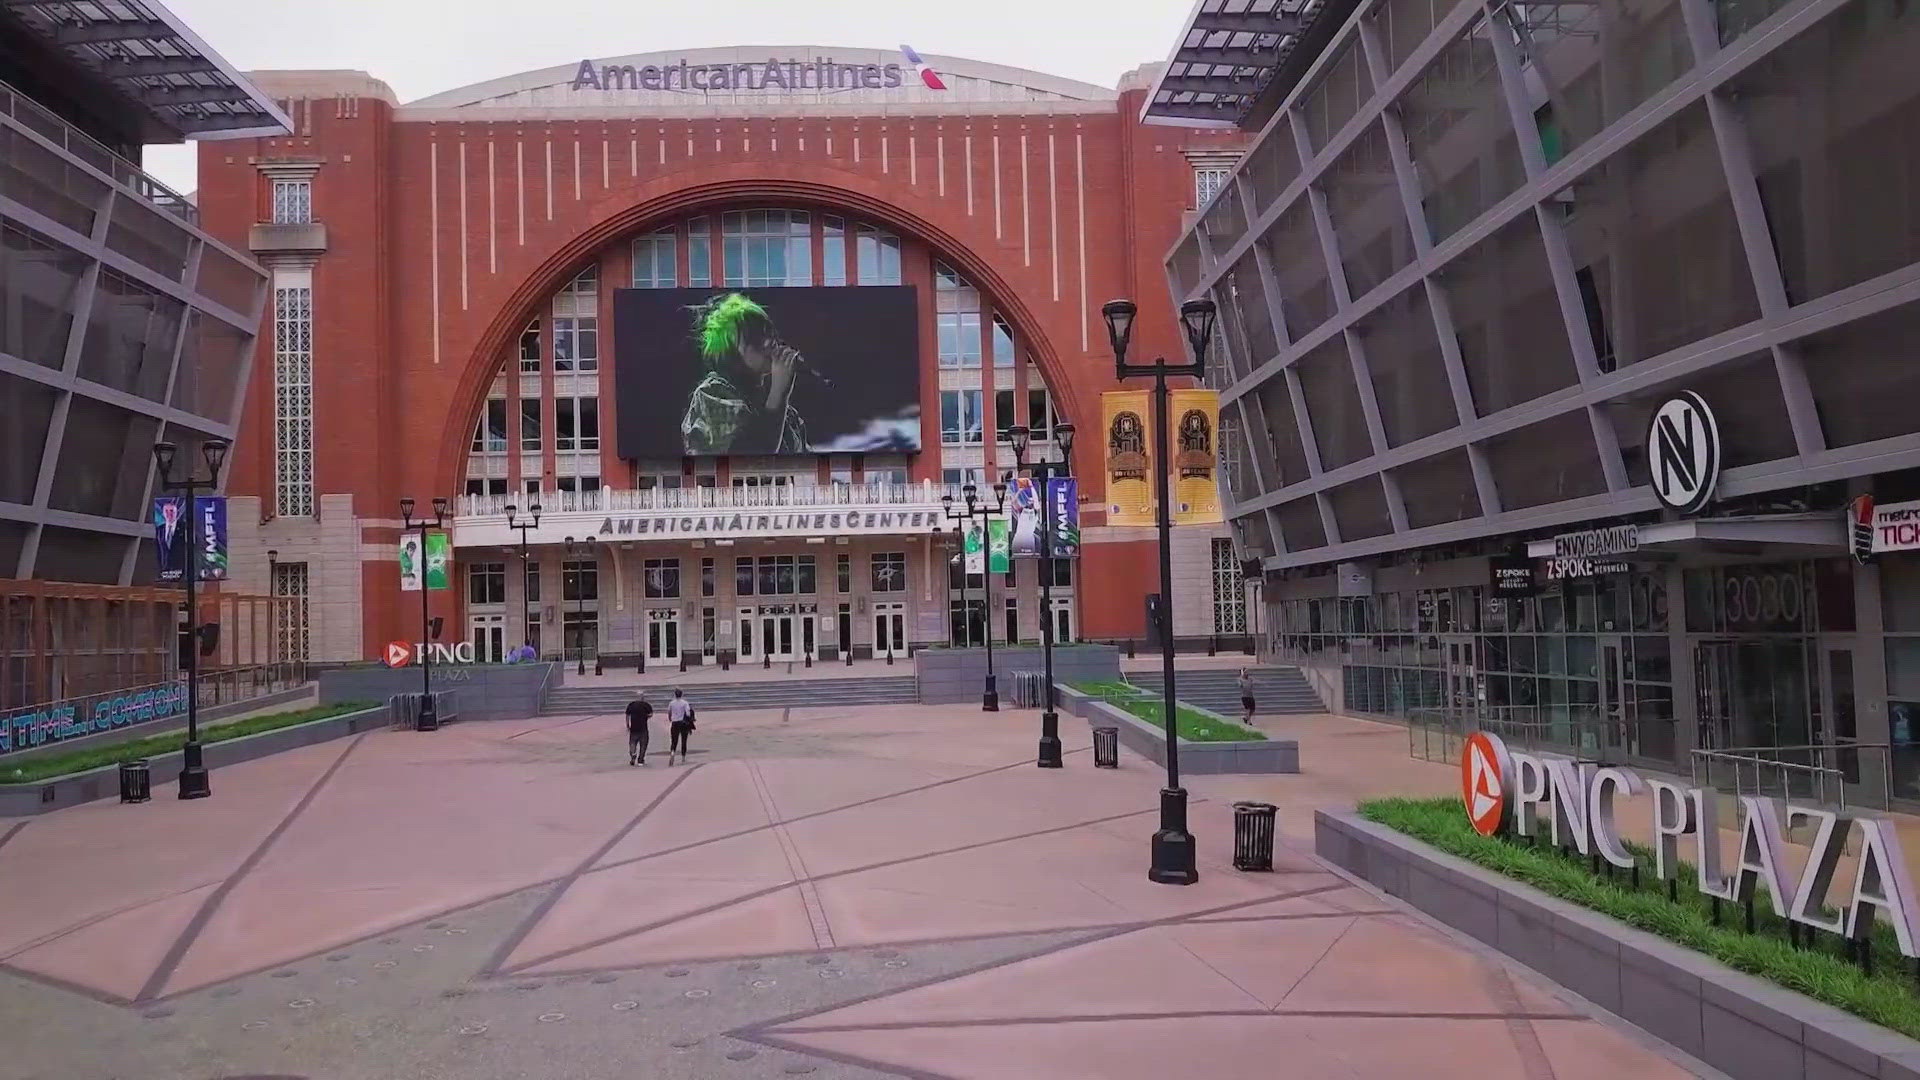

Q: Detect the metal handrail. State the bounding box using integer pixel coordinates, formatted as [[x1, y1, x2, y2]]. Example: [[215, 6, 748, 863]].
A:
[[0, 78, 198, 225], [1688, 741, 1893, 813]]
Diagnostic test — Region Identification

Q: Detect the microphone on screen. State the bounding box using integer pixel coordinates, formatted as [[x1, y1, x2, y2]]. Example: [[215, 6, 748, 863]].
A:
[[776, 342, 835, 388]]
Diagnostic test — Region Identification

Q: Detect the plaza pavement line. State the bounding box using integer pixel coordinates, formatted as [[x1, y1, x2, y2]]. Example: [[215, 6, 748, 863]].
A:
[[501, 801, 1179, 977], [746, 760, 835, 949], [479, 763, 703, 978], [0, 820, 26, 856], [1479, 950, 1558, 1080], [133, 733, 369, 1003]]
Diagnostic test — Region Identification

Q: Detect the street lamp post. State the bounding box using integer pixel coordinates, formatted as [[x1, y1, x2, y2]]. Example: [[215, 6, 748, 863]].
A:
[[564, 536, 594, 676], [942, 481, 1007, 711], [1009, 421, 1078, 769], [151, 438, 230, 800], [930, 524, 961, 650], [400, 497, 451, 731], [504, 503, 543, 658], [266, 548, 279, 679], [1103, 296, 1218, 886]]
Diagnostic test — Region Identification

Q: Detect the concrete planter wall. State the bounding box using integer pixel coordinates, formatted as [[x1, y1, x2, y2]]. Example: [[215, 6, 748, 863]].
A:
[[0, 705, 388, 817], [1315, 810, 1920, 1080], [1058, 684, 1298, 775], [319, 662, 555, 721], [1, 683, 313, 765], [915, 644, 1120, 705]]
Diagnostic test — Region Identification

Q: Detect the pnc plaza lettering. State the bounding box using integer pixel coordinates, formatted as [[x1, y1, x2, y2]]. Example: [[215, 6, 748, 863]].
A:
[[1461, 731, 1920, 954]]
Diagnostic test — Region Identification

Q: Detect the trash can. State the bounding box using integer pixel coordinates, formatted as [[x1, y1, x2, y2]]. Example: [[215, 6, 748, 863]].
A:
[[1092, 726, 1120, 769], [119, 759, 151, 804], [1232, 802, 1278, 872]]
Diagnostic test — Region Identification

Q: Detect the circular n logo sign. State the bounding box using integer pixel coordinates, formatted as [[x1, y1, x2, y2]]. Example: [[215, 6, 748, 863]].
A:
[[1647, 391, 1721, 515]]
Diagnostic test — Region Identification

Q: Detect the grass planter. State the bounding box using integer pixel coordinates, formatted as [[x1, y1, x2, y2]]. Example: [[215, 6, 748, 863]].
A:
[[1320, 800, 1920, 1080], [0, 703, 384, 816], [1063, 682, 1297, 775]]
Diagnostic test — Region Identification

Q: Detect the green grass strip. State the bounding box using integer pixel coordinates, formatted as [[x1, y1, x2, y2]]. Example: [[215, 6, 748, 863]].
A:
[[1360, 796, 1920, 1040], [1, 702, 377, 784], [1071, 681, 1266, 743]]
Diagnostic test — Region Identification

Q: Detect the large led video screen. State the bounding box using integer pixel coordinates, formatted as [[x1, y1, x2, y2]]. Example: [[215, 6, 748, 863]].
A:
[[613, 286, 922, 457]]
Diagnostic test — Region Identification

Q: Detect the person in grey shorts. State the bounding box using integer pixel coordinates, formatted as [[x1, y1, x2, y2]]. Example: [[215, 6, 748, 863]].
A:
[[666, 689, 695, 765]]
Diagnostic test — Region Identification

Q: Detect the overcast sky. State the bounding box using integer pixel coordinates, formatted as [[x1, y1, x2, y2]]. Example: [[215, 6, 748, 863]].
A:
[[143, 0, 1193, 195]]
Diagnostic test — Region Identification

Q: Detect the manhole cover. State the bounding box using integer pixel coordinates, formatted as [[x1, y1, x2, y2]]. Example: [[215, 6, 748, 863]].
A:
[[288, 999, 315, 1009], [818, 970, 843, 980], [445, 928, 468, 935], [411, 944, 434, 953], [684, 989, 710, 999], [751, 979, 777, 989], [884, 960, 909, 969], [373, 961, 397, 969], [537, 1012, 566, 1023], [612, 1001, 639, 1011], [335, 978, 359, 987], [242, 1020, 270, 1031], [459, 1024, 487, 1036]]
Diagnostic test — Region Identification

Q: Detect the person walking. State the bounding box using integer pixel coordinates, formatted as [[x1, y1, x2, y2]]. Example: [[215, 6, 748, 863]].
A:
[[1238, 668, 1257, 726], [666, 689, 695, 765], [625, 693, 654, 766]]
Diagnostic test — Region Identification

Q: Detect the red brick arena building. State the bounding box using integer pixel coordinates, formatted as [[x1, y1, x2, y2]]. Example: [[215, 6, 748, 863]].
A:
[[194, 47, 1253, 666]]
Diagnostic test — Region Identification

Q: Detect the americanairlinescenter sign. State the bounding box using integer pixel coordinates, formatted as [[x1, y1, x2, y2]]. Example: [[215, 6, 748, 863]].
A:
[[596, 509, 943, 539]]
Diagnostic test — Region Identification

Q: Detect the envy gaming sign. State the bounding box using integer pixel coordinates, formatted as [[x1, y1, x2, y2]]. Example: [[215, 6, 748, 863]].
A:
[[1462, 731, 1920, 954]]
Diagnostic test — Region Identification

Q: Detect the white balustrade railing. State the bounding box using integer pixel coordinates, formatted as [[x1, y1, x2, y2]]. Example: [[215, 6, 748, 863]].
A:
[[457, 482, 974, 518]]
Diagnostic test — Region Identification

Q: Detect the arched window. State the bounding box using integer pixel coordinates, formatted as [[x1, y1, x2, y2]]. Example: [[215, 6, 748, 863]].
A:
[[935, 262, 981, 369]]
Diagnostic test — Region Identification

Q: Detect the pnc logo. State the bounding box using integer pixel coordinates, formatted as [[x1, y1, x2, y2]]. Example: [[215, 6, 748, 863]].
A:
[[1461, 731, 1510, 836], [383, 641, 415, 668]]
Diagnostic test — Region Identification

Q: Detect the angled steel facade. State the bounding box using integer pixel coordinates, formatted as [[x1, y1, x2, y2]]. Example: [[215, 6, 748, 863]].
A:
[[1166, 0, 1920, 795], [1, 75, 274, 584]]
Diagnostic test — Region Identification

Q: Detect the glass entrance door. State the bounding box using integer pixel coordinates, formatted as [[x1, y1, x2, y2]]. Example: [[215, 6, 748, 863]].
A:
[[1824, 647, 1860, 785], [760, 615, 798, 661], [469, 615, 505, 663], [1597, 636, 1634, 759], [647, 611, 680, 662], [873, 603, 905, 657]]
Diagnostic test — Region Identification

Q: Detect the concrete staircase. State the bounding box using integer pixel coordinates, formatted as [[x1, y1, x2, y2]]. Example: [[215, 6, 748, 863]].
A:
[[1125, 666, 1324, 717], [541, 674, 920, 715]]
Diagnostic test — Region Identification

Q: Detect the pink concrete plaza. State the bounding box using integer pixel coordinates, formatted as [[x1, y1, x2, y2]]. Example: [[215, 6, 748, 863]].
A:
[[0, 701, 1706, 1079]]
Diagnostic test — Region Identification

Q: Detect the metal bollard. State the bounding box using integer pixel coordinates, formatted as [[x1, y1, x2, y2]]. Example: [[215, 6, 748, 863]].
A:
[[1092, 726, 1119, 769], [595, 657, 604, 676], [805, 652, 813, 667], [764, 651, 771, 670], [118, 759, 151, 804], [1232, 802, 1278, 872], [1126, 639, 1136, 659], [844, 647, 853, 666]]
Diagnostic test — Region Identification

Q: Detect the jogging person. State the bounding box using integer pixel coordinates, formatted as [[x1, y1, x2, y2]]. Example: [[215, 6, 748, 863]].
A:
[[666, 689, 695, 765], [625, 694, 653, 766], [1238, 668, 1257, 725]]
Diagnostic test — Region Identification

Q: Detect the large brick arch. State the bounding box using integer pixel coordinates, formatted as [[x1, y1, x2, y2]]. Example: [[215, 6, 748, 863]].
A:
[[436, 166, 1085, 495]]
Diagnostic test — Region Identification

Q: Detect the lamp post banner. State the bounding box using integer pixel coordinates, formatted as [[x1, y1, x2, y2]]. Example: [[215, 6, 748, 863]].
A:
[[1169, 389, 1223, 526], [964, 524, 985, 575], [197, 496, 229, 581], [987, 518, 1011, 574], [1045, 478, 1080, 557], [1102, 390, 1154, 526], [1009, 477, 1041, 557], [153, 497, 188, 582], [400, 534, 423, 592], [425, 531, 452, 590]]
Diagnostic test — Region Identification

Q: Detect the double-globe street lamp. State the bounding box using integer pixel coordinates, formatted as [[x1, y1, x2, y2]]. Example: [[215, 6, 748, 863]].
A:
[[151, 438, 230, 800], [1007, 421, 1077, 769], [1102, 295, 1218, 887], [563, 536, 596, 676], [504, 503, 543, 659], [942, 481, 1007, 711], [400, 497, 451, 731]]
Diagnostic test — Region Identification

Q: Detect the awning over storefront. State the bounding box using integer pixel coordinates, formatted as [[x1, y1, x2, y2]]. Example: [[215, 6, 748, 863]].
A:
[[1525, 514, 1846, 560]]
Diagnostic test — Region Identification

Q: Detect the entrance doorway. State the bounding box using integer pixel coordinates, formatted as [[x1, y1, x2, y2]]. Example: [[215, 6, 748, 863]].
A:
[[470, 615, 505, 663], [646, 610, 680, 663], [749, 606, 816, 662], [1443, 635, 1478, 718], [873, 602, 906, 658]]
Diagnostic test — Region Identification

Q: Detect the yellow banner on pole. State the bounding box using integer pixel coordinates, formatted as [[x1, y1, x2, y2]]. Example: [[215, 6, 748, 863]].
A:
[[1170, 389, 1224, 526], [1102, 390, 1154, 526]]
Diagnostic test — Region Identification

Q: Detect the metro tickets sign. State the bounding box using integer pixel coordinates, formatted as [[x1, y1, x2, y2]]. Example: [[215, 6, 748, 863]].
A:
[[1461, 732, 1920, 955], [1856, 497, 1920, 555]]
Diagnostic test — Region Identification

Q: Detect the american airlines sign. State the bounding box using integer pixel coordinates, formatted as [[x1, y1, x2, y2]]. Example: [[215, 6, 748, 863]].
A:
[[1463, 731, 1920, 954]]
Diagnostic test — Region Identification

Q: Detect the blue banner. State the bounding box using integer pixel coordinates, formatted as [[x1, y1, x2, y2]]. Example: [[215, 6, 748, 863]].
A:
[[1045, 478, 1080, 558], [0, 683, 188, 756], [153, 497, 229, 582], [198, 496, 229, 581], [153, 496, 188, 582]]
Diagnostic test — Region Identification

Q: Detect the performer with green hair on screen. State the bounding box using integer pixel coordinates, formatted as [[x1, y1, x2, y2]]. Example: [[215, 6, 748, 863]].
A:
[[680, 292, 810, 454]]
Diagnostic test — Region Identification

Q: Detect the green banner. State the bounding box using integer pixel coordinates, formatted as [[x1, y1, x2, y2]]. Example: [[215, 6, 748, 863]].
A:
[[425, 531, 451, 591], [987, 518, 1011, 574]]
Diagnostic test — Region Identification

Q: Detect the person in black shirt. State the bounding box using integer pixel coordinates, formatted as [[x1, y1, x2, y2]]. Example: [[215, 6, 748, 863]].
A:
[[625, 694, 654, 766]]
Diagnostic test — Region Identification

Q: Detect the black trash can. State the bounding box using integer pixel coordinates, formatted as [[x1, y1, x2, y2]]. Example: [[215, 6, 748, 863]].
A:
[[1233, 802, 1278, 872], [1092, 726, 1120, 769], [119, 759, 152, 804]]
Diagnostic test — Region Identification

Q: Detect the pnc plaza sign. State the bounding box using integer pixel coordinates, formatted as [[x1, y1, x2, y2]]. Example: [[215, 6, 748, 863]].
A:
[[1460, 731, 1920, 954]]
